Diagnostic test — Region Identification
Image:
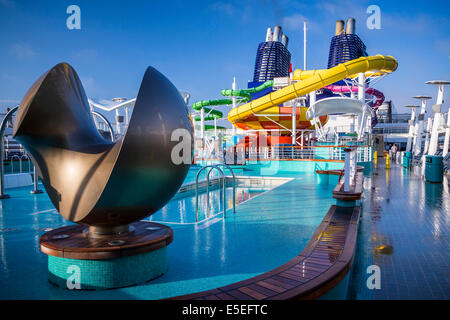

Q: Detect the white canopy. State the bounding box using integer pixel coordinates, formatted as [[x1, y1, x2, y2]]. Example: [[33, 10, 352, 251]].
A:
[[88, 98, 136, 112], [306, 97, 373, 119], [307, 97, 373, 140]]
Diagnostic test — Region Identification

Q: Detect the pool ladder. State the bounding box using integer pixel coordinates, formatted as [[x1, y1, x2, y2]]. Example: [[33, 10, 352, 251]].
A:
[[195, 164, 236, 222]]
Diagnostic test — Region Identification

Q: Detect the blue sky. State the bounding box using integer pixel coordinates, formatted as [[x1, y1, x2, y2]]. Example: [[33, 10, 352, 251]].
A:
[[0, 0, 449, 126]]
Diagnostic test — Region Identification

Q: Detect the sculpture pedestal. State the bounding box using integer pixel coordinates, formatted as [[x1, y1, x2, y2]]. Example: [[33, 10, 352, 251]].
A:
[[40, 221, 173, 290]]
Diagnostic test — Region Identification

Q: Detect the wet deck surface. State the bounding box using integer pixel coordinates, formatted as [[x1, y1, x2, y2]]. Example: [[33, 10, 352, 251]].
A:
[[349, 163, 449, 299]]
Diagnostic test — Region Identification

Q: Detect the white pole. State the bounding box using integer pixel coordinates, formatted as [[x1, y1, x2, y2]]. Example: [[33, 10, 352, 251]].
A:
[[214, 117, 217, 138], [309, 90, 316, 106], [358, 73, 366, 100], [358, 109, 366, 139], [310, 90, 320, 138], [303, 20, 307, 70], [413, 97, 430, 156], [428, 111, 441, 155], [301, 131, 304, 149], [422, 118, 433, 176], [357, 73, 365, 136], [193, 113, 197, 139], [90, 103, 99, 128], [115, 109, 121, 135], [232, 77, 237, 136], [200, 108, 205, 160], [406, 107, 417, 152], [443, 108, 450, 157], [200, 108, 205, 140], [344, 149, 350, 192], [292, 105, 297, 145], [351, 150, 356, 181], [426, 82, 449, 155], [424, 118, 433, 154], [125, 107, 129, 127]]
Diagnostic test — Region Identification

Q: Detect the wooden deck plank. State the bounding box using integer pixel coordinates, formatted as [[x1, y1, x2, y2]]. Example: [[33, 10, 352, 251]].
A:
[[238, 287, 267, 300], [226, 289, 254, 300], [271, 275, 303, 287], [256, 280, 286, 294], [282, 269, 318, 280], [216, 292, 236, 300], [247, 283, 279, 297], [263, 277, 296, 290], [284, 270, 320, 281]]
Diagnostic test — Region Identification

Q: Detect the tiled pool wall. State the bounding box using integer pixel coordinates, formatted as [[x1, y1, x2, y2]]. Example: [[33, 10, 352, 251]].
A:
[[193, 160, 344, 174]]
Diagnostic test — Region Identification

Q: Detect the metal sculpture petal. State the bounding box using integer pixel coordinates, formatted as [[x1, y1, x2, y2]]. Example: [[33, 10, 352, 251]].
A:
[[13, 63, 193, 229]]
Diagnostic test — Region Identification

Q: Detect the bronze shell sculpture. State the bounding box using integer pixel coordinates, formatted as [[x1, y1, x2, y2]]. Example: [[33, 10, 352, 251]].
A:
[[13, 63, 193, 234]]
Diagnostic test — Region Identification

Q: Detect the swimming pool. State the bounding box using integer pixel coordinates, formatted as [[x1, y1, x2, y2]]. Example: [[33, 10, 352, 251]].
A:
[[0, 160, 342, 299]]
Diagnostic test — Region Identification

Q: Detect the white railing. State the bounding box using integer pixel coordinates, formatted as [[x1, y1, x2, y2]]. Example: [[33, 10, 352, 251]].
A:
[[196, 144, 373, 164]]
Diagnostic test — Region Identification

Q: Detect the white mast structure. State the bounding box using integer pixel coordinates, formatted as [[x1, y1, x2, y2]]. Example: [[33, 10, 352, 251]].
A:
[[303, 20, 307, 70], [426, 80, 450, 155], [404, 105, 420, 153], [412, 96, 432, 156], [232, 76, 237, 136], [88, 97, 136, 135]]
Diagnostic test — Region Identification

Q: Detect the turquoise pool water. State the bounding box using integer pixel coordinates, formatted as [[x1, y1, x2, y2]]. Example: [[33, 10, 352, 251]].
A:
[[0, 161, 342, 299], [149, 185, 268, 224]]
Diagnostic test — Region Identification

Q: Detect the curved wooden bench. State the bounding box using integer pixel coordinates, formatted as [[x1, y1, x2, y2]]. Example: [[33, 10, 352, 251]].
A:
[[40, 221, 173, 260], [332, 171, 364, 201], [169, 205, 360, 300], [315, 169, 344, 176]]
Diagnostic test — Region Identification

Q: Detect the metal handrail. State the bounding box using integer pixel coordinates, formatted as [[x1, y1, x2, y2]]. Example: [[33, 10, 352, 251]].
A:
[[206, 167, 226, 218], [91, 111, 115, 141], [195, 165, 226, 222], [19, 154, 30, 173], [10, 155, 20, 174], [212, 163, 236, 214], [22, 154, 31, 173]]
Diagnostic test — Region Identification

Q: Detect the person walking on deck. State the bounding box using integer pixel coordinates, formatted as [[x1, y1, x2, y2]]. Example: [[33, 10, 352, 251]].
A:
[[391, 144, 398, 163]]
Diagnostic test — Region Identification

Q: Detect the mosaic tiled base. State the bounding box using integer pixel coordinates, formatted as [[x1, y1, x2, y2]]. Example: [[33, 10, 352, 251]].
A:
[[48, 247, 167, 290], [336, 199, 358, 207]]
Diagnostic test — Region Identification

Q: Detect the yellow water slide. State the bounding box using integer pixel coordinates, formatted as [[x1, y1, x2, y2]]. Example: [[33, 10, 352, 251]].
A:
[[227, 55, 398, 130]]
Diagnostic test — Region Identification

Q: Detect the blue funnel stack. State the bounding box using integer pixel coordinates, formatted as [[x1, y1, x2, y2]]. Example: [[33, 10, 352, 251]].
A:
[[327, 19, 367, 69], [253, 26, 291, 82]]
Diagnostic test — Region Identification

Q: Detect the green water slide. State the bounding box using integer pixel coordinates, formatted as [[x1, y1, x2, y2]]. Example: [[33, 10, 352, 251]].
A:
[[192, 80, 273, 131]]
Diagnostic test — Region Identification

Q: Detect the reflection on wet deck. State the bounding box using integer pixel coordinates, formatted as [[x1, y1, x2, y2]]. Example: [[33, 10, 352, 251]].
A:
[[350, 163, 449, 299]]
